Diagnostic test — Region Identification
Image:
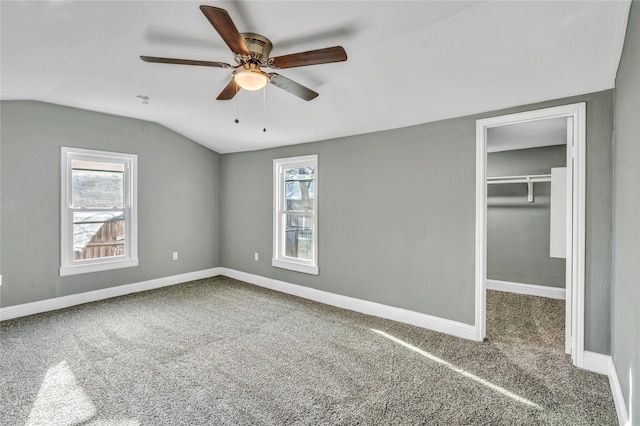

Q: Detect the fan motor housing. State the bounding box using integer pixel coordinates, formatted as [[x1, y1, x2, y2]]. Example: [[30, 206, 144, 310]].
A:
[[240, 33, 273, 62]]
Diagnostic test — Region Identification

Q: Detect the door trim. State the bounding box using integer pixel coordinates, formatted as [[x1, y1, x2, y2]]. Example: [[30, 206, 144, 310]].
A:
[[474, 102, 586, 367]]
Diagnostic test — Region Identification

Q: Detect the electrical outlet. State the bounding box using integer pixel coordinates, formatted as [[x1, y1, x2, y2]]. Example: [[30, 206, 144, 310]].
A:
[[172, 251, 179, 261], [254, 252, 259, 261]]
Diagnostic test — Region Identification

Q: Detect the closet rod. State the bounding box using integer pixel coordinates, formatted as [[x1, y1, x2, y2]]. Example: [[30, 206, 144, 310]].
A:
[[486, 174, 551, 184]]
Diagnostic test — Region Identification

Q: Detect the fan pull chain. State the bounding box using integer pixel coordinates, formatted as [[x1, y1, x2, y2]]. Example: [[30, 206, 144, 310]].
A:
[[262, 85, 267, 133], [234, 88, 239, 124]]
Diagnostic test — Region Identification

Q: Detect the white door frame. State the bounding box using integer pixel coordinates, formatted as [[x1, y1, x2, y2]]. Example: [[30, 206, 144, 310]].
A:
[[474, 102, 586, 368]]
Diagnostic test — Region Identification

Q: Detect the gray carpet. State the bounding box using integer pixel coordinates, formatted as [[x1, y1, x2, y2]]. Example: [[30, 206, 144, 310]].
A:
[[1, 277, 617, 425]]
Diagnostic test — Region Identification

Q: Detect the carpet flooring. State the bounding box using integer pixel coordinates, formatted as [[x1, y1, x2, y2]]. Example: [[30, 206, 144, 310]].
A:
[[1, 277, 617, 425]]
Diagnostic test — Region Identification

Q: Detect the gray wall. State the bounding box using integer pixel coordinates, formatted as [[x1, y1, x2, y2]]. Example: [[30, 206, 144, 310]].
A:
[[0, 104, 2, 280], [0, 101, 220, 307], [221, 90, 613, 353], [612, 0, 639, 422], [221, 120, 478, 324], [0, 91, 614, 354], [487, 145, 566, 288]]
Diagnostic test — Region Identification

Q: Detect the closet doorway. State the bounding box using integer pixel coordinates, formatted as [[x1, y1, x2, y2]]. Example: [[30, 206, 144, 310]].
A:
[[475, 103, 587, 368]]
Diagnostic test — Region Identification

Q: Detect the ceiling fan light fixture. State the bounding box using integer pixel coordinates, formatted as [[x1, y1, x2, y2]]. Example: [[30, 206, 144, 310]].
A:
[[141, 6, 347, 101], [234, 68, 269, 91]]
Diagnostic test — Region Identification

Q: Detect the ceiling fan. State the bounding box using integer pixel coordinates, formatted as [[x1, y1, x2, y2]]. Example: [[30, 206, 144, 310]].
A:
[[140, 5, 348, 101]]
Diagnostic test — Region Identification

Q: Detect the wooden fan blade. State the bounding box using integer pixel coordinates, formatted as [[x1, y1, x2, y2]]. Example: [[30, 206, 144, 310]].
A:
[[217, 79, 240, 100], [199, 6, 250, 56], [269, 73, 318, 101], [270, 46, 347, 69], [140, 56, 232, 68]]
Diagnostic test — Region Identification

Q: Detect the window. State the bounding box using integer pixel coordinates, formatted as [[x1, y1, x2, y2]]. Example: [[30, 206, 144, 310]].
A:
[[60, 147, 138, 276], [273, 155, 318, 275]]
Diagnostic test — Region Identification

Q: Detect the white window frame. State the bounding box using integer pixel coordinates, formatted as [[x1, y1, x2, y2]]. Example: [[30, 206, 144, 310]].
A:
[[272, 155, 319, 275], [60, 147, 138, 276]]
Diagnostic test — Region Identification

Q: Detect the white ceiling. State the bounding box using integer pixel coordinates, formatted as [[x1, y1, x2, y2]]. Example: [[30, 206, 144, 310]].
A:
[[0, 1, 631, 154], [487, 117, 568, 153]]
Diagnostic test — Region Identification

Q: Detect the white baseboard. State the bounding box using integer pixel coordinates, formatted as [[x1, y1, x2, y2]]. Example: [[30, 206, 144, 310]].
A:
[[0, 268, 223, 321], [582, 350, 611, 375], [486, 279, 566, 300], [581, 351, 630, 426], [608, 356, 631, 426], [2, 267, 476, 340], [218, 268, 477, 341]]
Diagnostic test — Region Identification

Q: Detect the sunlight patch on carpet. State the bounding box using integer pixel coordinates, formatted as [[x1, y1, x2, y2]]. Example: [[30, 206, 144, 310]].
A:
[[26, 360, 140, 426], [26, 361, 97, 426], [371, 329, 542, 410]]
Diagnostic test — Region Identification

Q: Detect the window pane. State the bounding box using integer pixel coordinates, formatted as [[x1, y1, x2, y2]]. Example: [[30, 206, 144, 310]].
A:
[[71, 164, 124, 208], [285, 166, 314, 211], [73, 211, 125, 260], [284, 214, 313, 260]]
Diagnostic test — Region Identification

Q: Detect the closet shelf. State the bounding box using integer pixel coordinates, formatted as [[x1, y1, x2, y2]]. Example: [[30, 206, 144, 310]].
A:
[[487, 173, 551, 203]]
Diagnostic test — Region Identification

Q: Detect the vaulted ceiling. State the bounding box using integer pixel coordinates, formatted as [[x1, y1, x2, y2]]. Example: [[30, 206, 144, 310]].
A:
[[0, 1, 631, 153]]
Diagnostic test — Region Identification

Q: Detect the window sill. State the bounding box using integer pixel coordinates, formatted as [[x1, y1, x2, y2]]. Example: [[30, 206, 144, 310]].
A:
[[272, 258, 318, 275], [60, 258, 139, 277]]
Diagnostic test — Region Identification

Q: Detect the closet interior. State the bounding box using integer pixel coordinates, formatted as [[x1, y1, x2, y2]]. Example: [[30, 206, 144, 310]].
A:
[[485, 117, 568, 344]]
